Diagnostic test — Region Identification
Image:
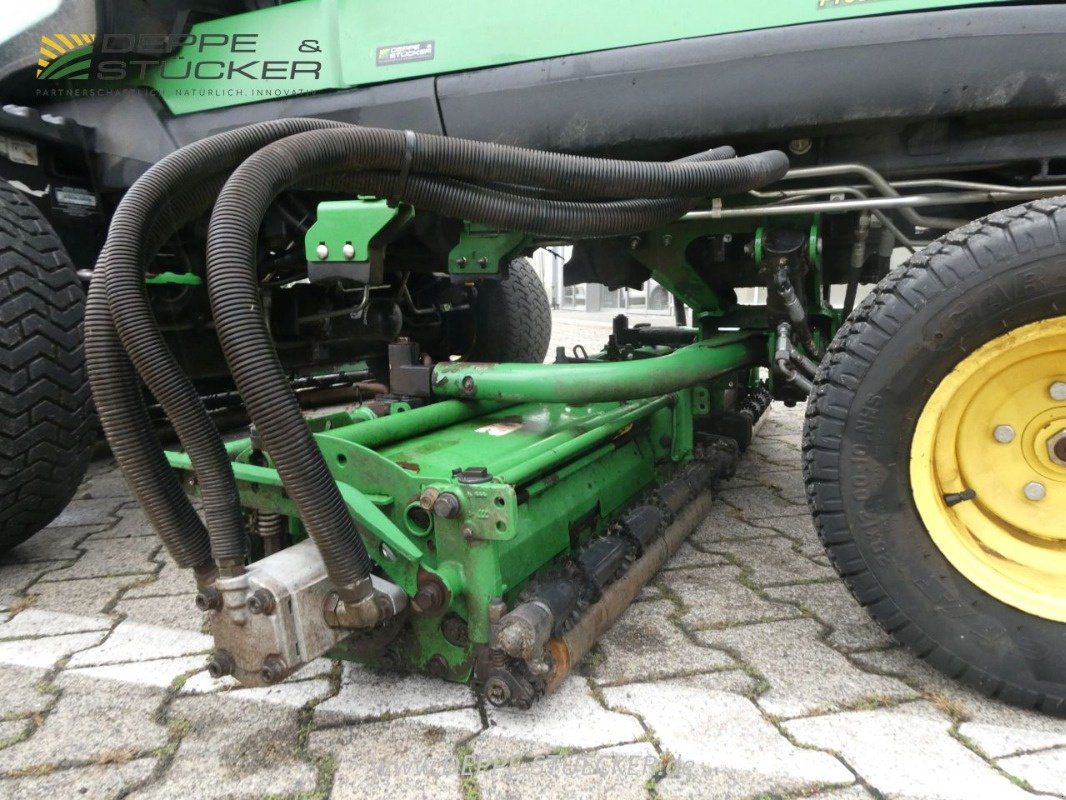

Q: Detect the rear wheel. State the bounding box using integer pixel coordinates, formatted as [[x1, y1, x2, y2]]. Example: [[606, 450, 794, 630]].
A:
[[0, 184, 94, 553], [805, 198, 1066, 715], [466, 258, 552, 363]]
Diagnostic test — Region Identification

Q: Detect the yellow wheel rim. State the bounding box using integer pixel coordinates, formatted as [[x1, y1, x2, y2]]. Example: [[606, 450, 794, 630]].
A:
[[910, 316, 1066, 622]]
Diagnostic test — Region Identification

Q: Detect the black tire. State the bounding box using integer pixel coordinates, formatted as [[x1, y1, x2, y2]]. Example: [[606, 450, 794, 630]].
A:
[[0, 183, 94, 553], [467, 258, 552, 363], [804, 198, 1066, 715]]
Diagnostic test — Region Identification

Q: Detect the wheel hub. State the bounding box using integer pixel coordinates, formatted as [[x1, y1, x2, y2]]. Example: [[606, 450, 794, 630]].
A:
[[910, 316, 1066, 622]]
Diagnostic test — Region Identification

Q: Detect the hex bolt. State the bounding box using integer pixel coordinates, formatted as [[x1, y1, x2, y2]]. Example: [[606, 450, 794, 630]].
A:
[[993, 425, 1016, 444], [206, 649, 235, 679], [1024, 481, 1047, 501], [1051, 382, 1066, 401], [315, 243, 329, 260], [455, 256, 468, 267], [425, 655, 448, 679], [194, 587, 223, 612], [477, 256, 488, 267], [260, 655, 288, 684], [483, 676, 512, 706], [413, 580, 447, 615], [342, 242, 355, 260], [247, 588, 276, 616], [432, 492, 462, 519]]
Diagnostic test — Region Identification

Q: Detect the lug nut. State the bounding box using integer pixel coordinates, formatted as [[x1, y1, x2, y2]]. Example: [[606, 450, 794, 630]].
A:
[[206, 649, 235, 679], [432, 492, 462, 519], [247, 588, 276, 616], [993, 425, 1016, 444], [1050, 381, 1066, 401], [1024, 481, 1047, 501]]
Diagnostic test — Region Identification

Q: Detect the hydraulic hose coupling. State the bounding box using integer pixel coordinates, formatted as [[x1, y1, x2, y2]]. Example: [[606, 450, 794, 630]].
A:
[[323, 576, 402, 629]]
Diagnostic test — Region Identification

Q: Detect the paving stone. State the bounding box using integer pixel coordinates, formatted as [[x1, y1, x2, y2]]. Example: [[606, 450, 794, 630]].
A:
[[785, 702, 1041, 800], [477, 743, 658, 800], [998, 747, 1066, 796], [48, 498, 122, 528], [691, 504, 780, 544], [659, 566, 795, 630], [113, 594, 204, 633], [0, 665, 52, 716], [229, 678, 334, 709], [0, 674, 166, 772], [315, 663, 473, 722], [602, 677, 853, 799], [69, 656, 207, 690], [0, 608, 112, 640], [88, 504, 156, 540], [849, 647, 1066, 756], [80, 465, 133, 499], [311, 710, 480, 800], [697, 618, 914, 717], [0, 759, 156, 800], [27, 576, 140, 615], [763, 582, 895, 651], [717, 486, 808, 520], [1, 526, 99, 564], [705, 535, 836, 587], [663, 541, 730, 570], [122, 561, 199, 599], [0, 563, 69, 612], [473, 678, 645, 761], [130, 694, 317, 800], [590, 600, 734, 686], [0, 718, 28, 744], [67, 620, 211, 667], [40, 536, 158, 581], [0, 631, 108, 670]]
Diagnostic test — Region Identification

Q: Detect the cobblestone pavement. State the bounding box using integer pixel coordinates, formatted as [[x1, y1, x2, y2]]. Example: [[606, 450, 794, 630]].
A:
[[3, 321, 1066, 798]]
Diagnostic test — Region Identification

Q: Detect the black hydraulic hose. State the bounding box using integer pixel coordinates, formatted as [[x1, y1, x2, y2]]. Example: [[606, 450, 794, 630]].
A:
[[95, 119, 349, 574], [83, 285, 214, 579], [205, 125, 786, 599]]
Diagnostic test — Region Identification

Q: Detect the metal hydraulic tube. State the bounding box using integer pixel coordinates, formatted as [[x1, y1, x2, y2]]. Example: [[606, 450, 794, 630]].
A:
[[431, 335, 766, 404]]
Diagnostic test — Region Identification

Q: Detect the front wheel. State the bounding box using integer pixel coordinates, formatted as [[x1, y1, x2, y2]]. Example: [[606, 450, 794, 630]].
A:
[[0, 183, 94, 553], [804, 198, 1066, 715]]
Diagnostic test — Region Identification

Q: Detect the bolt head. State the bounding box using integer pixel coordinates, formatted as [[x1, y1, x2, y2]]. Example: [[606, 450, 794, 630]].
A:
[[1024, 481, 1047, 501], [432, 492, 462, 519], [247, 588, 276, 616], [993, 425, 1016, 444], [342, 242, 355, 260], [260, 655, 288, 684], [1051, 382, 1066, 402], [315, 243, 329, 260]]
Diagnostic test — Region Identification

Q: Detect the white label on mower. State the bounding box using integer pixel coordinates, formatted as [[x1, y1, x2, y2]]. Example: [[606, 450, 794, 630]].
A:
[[0, 135, 39, 166], [55, 186, 96, 207], [476, 420, 522, 437]]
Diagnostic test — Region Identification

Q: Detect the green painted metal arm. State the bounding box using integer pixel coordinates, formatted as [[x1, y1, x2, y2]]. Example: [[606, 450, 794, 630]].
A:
[[432, 334, 766, 404]]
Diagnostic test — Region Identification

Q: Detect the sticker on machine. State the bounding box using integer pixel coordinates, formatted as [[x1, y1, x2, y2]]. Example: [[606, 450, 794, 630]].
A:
[[53, 185, 97, 218], [376, 41, 434, 66], [0, 135, 39, 166], [475, 420, 523, 437]]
